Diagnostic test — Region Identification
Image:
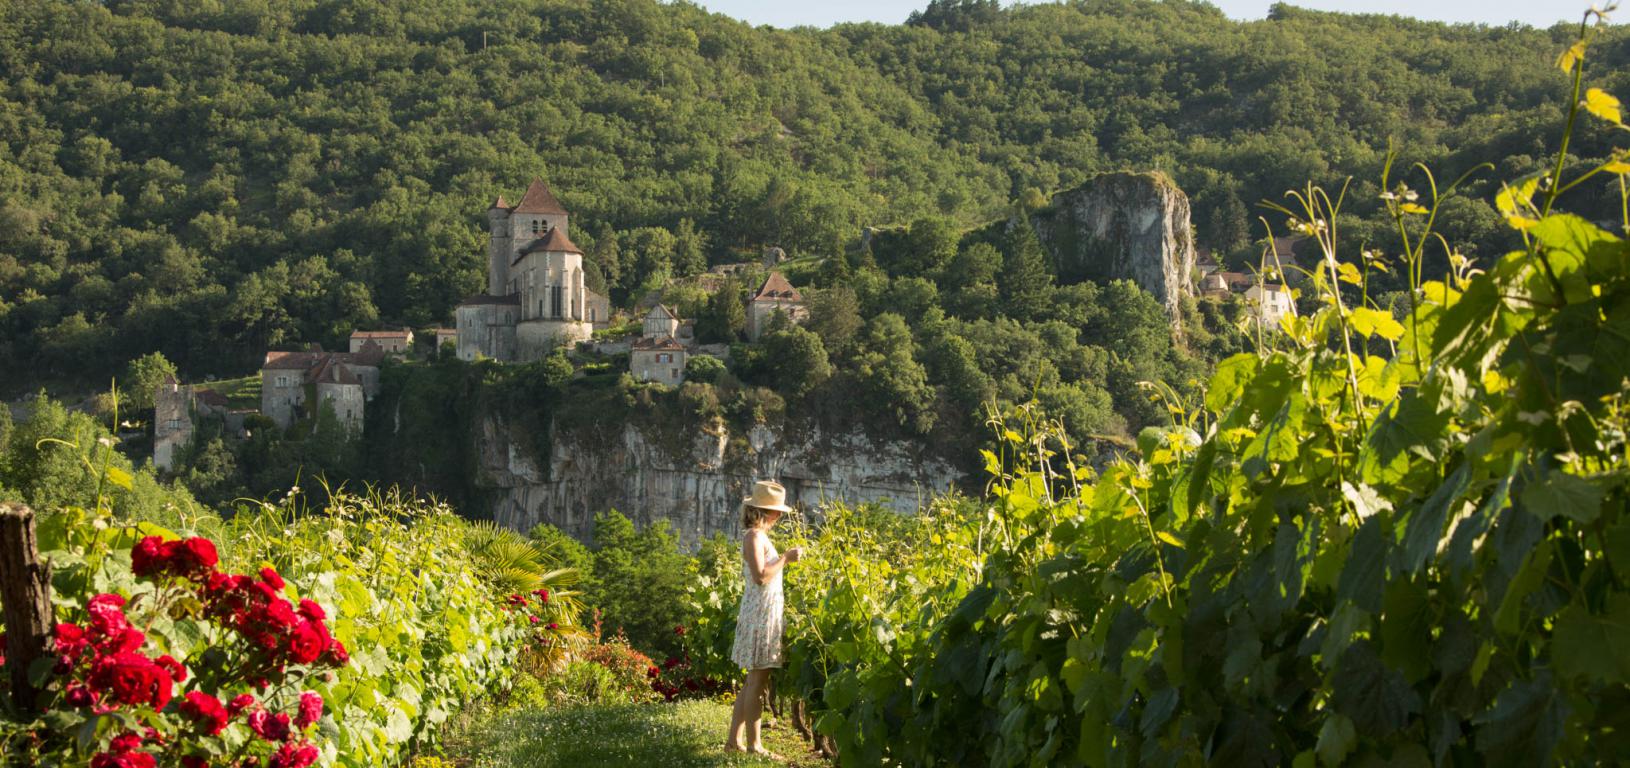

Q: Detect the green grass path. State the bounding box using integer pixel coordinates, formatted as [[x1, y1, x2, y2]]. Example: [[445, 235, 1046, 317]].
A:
[[441, 700, 826, 768]]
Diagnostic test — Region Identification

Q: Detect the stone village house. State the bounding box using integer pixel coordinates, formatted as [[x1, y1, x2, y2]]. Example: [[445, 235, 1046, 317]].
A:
[[259, 345, 384, 434], [153, 377, 245, 471], [746, 271, 807, 341], [630, 304, 688, 386]]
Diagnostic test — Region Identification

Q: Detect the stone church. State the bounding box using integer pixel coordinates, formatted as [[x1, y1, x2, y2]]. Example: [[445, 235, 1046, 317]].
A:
[[456, 179, 605, 362]]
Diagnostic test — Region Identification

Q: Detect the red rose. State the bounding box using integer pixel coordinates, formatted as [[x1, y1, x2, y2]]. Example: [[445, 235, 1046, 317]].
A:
[[104, 627, 146, 655], [155, 655, 187, 683], [547, 622, 558, 630], [321, 639, 349, 667], [295, 691, 323, 728], [54, 623, 89, 659], [180, 691, 229, 735], [227, 693, 255, 716], [528, 616, 540, 625], [268, 742, 319, 768], [180, 757, 207, 768], [248, 710, 292, 742], [506, 594, 527, 607], [296, 599, 326, 621], [130, 536, 174, 578], [90, 750, 155, 768], [172, 538, 219, 576], [87, 595, 131, 639], [260, 567, 285, 591], [88, 652, 173, 710], [533, 589, 550, 602], [65, 681, 98, 707], [263, 599, 298, 631], [287, 620, 329, 665], [674, 625, 686, 636]]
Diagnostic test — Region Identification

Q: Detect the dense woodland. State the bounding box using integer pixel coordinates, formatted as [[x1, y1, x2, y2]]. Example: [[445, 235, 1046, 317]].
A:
[[3, 0, 1627, 399]]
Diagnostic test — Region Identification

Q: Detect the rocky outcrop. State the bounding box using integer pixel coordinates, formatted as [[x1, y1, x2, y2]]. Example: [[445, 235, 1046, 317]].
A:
[[1031, 171, 1196, 320], [476, 415, 965, 549]]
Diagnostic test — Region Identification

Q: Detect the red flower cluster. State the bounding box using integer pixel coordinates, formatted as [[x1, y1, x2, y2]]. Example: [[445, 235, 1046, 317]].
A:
[[47, 535, 344, 768], [131, 536, 218, 580], [90, 732, 154, 768], [53, 594, 178, 714], [179, 692, 229, 735], [648, 653, 728, 702], [200, 567, 347, 681]]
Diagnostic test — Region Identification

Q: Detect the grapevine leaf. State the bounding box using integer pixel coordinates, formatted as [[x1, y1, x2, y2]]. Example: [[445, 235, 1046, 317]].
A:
[[1492, 539, 1551, 636], [1379, 578, 1432, 682], [1550, 594, 1630, 684], [1212, 709, 1280, 768], [1473, 673, 1567, 768], [1337, 515, 1386, 613], [1349, 307, 1405, 341], [1139, 687, 1179, 735], [1584, 88, 1622, 125], [1314, 714, 1357, 767], [1207, 353, 1260, 414], [104, 465, 134, 491], [1520, 468, 1603, 525], [1556, 40, 1586, 72], [1155, 530, 1183, 548], [1330, 640, 1420, 738], [1398, 462, 1471, 574]]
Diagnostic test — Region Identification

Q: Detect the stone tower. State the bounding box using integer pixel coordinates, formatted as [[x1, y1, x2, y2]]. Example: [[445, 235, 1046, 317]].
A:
[[487, 195, 512, 296]]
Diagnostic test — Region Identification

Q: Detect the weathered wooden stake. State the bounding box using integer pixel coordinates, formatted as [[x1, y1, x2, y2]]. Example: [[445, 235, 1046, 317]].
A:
[[0, 503, 53, 714]]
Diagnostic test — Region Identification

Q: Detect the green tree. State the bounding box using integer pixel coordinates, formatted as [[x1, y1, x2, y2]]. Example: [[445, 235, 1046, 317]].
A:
[[806, 285, 863, 358], [124, 351, 179, 413], [685, 354, 727, 384], [760, 325, 833, 397], [999, 219, 1053, 321], [587, 510, 691, 657], [696, 286, 746, 344], [856, 314, 936, 434], [673, 218, 708, 277]]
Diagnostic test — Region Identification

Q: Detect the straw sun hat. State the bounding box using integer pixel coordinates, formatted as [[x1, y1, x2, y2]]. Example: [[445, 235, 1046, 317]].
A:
[[742, 480, 794, 514]]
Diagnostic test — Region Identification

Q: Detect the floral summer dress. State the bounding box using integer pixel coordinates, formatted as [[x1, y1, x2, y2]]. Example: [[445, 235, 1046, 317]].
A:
[[731, 532, 786, 670]]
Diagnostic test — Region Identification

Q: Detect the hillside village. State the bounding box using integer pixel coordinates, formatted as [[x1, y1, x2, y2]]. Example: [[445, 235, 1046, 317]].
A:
[[149, 175, 1296, 474], [151, 179, 831, 468]]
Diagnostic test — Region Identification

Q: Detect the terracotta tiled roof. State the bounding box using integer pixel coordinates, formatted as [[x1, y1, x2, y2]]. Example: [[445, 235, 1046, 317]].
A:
[[632, 336, 686, 352], [350, 330, 411, 339], [316, 360, 362, 386], [458, 293, 521, 306], [517, 227, 583, 258], [490, 195, 510, 210], [263, 351, 324, 370], [193, 388, 229, 407], [752, 272, 802, 303], [511, 178, 568, 215]]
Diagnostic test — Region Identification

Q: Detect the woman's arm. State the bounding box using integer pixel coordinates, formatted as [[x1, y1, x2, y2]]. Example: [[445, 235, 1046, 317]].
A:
[[743, 531, 798, 585]]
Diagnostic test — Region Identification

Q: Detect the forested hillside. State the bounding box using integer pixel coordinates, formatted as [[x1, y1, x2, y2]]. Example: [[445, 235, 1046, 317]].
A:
[[0, 0, 1625, 389]]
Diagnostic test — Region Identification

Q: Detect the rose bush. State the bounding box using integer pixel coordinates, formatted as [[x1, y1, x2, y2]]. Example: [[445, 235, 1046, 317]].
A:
[[0, 485, 565, 767]]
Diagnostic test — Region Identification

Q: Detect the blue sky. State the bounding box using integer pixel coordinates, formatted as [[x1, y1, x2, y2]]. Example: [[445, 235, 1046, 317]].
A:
[[692, 1, 1587, 30]]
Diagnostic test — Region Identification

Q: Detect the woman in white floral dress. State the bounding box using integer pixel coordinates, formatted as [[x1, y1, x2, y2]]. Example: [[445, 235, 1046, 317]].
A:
[[725, 480, 802, 758]]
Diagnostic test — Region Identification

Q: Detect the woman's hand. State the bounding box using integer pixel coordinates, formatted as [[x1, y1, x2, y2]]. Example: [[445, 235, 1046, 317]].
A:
[[783, 547, 803, 563]]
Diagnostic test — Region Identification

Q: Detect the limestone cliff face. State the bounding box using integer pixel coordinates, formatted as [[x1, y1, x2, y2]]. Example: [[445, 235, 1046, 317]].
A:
[[1031, 171, 1195, 320], [476, 416, 965, 549]]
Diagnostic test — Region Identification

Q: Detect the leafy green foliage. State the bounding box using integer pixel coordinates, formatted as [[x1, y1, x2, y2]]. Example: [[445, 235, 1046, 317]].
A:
[[682, 22, 1630, 767]]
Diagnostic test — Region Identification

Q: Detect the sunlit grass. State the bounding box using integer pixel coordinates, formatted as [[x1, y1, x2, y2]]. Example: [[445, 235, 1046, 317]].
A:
[[441, 699, 824, 768]]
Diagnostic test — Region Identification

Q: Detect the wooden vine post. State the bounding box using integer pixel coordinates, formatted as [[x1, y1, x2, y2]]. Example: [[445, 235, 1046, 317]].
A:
[[0, 503, 53, 714]]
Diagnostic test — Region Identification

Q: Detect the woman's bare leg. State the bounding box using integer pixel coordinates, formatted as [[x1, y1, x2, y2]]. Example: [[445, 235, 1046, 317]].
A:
[[744, 669, 779, 757], [727, 670, 763, 751]]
